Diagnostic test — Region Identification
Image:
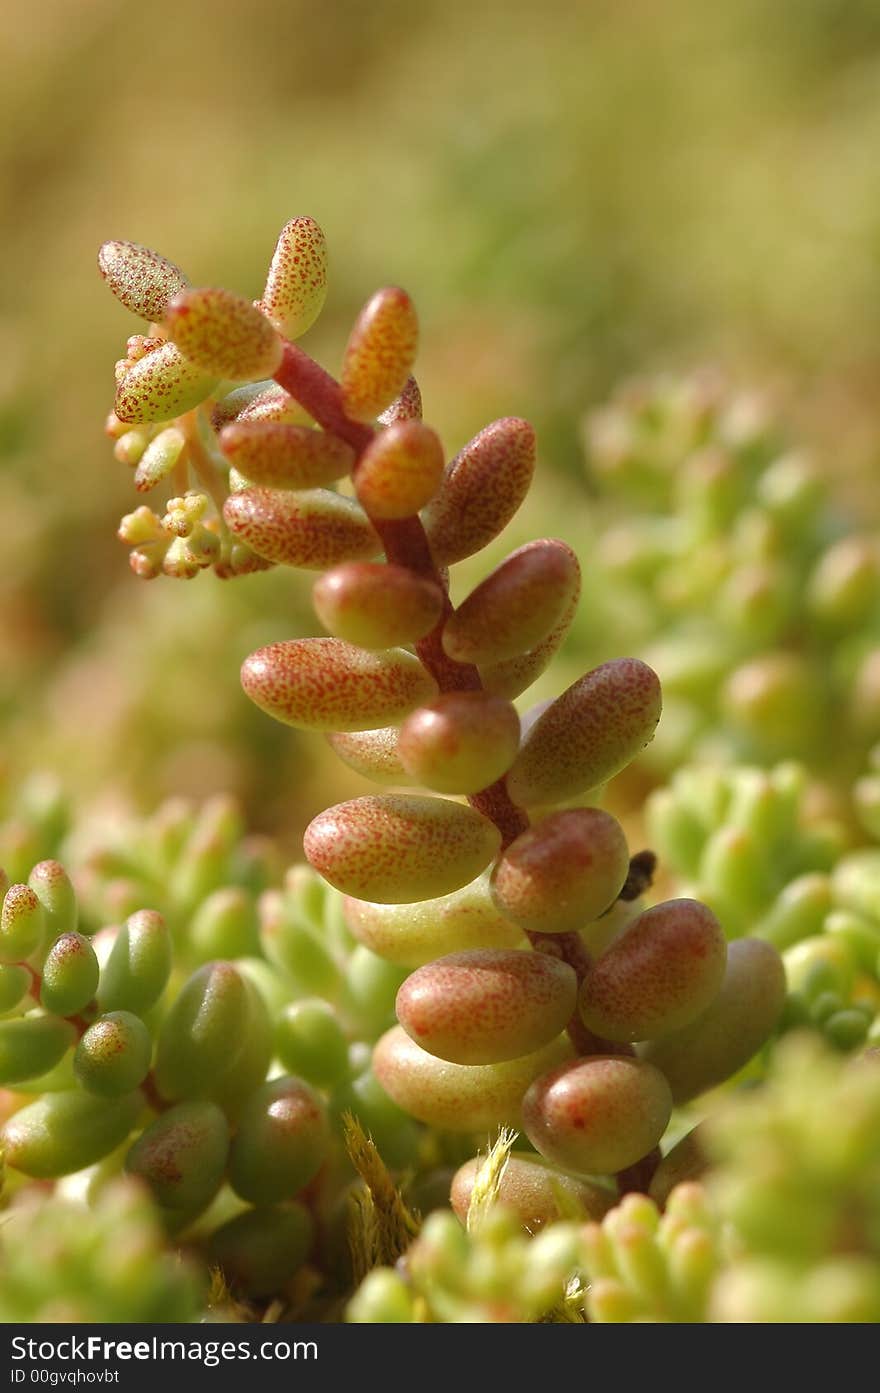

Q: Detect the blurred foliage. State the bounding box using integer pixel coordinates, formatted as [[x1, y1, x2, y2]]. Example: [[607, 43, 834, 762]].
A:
[[6, 0, 880, 824]]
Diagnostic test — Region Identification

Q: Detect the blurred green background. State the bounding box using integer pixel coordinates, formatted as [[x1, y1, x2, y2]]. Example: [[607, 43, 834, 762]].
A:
[[5, 0, 880, 848]]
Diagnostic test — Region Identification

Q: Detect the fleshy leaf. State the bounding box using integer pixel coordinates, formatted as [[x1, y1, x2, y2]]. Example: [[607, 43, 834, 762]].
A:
[[443, 539, 581, 667], [422, 417, 536, 565], [241, 637, 437, 731], [490, 808, 630, 934], [341, 287, 419, 423], [379, 375, 422, 424], [304, 794, 501, 901], [98, 240, 188, 321], [219, 421, 353, 488], [115, 341, 218, 425], [313, 562, 444, 648], [372, 1025, 571, 1132], [223, 487, 379, 569], [354, 421, 445, 519], [167, 287, 282, 382], [259, 216, 328, 340], [507, 658, 662, 806], [396, 948, 577, 1065]]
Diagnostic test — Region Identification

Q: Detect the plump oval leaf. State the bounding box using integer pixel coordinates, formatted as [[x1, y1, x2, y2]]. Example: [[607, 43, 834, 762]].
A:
[[224, 487, 379, 569], [507, 658, 662, 806], [491, 808, 630, 934], [219, 421, 353, 488], [443, 539, 580, 667], [313, 562, 444, 649], [398, 691, 521, 795], [354, 421, 445, 519], [639, 937, 786, 1102], [396, 948, 577, 1064], [259, 216, 327, 340], [167, 287, 282, 381], [241, 638, 437, 732], [522, 1055, 672, 1175], [115, 340, 218, 426], [373, 1024, 571, 1131], [304, 794, 501, 902], [343, 875, 525, 967], [341, 287, 419, 422], [422, 417, 535, 565], [98, 240, 188, 321], [579, 899, 727, 1044]]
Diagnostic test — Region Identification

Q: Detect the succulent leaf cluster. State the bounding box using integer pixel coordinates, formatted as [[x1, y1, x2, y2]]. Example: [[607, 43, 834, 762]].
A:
[[648, 759, 880, 1054], [1, 218, 863, 1325], [98, 218, 799, 1195], [579, 371, 880, 777]]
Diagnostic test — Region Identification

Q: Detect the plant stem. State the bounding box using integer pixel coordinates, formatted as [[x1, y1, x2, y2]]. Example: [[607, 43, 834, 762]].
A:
[[273, 340, 623, 1057]]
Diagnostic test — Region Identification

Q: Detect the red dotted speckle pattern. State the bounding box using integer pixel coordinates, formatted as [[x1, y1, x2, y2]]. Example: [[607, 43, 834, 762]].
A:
[[168, 288, 282, 383], [304, 793, 501, 902], [396, 947, 577, 1065], [491, 808, 630, 935], [260, 217, 328, 341], [422, 417, 536, 566], [241, 637, 438, 732], [379, 375, 423, 425], [326, 727, 412, 785], [579, 898, 728, 1044], [507, 658, 662, 806], [372, 1024, 572, 1131], [444, 538, 580, 668], [341, 287, 419, 423], [115, 341, 218, 426], [354, 420, 445, 520], [98, 240, 188, 322], [224, 487, 379, 570], [220, 421, 353, 489], [522, 1055, 672, 1175]]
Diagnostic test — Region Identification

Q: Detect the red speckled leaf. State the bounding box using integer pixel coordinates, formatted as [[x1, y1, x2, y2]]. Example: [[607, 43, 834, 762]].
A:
[[259, 217, 328, 341], [223, 488, 379, 569], [443, 539, 580, 667], [98, 240, 188, 321], [354, 420, 445, 520], [241, 637, 437, 732], [167, 288, 282, 382], [341, 287, 418, 423], [115, 341, 218, 425], [220, 421, 354, 489], [422, 417, 536, 566], [507, 658, 662, 806], [304, 794, 501, 902]]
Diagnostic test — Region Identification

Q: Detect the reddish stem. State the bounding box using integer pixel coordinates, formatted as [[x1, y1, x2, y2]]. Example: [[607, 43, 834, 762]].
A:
[[273, 342, 615, 1040]]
